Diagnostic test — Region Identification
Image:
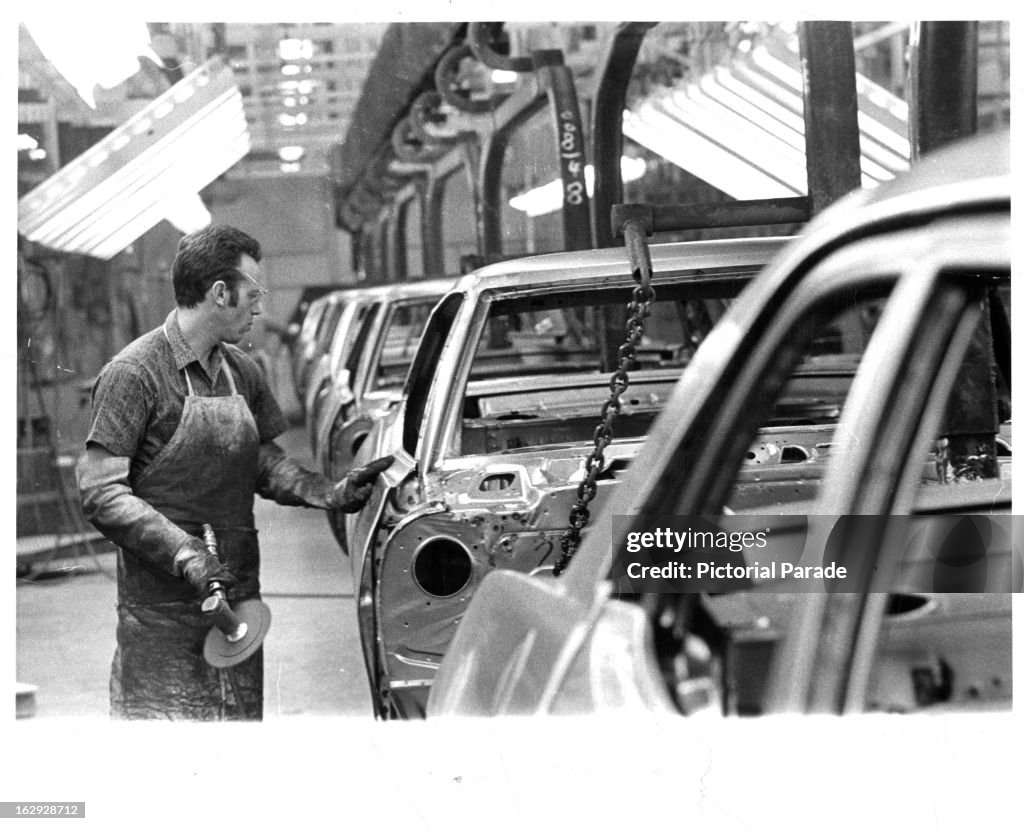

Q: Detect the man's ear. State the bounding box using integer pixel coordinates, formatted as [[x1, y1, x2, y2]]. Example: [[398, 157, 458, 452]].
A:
[[210, 279, 228, 307]]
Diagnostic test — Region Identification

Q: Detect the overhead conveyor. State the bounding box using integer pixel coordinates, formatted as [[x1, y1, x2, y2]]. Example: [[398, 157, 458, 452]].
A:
[[332, 22, 992, 286]]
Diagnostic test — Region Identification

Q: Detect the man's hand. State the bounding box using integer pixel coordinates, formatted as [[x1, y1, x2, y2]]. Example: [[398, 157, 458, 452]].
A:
[[173, 537, 237, 596], [330, 456, 395, 513]]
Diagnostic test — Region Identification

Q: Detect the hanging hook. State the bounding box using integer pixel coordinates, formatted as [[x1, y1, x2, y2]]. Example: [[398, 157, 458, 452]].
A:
[[434, 42, 510, 114], [466, 22, 535, 73], [611, 204, 654, 295]]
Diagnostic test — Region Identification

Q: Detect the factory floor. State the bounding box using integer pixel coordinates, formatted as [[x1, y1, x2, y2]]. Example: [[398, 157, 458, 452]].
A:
[[15, 424, 373, 720]]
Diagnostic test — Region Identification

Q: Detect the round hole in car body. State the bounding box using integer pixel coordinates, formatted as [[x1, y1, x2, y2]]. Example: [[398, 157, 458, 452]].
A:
[[412, 536, 474, 597]]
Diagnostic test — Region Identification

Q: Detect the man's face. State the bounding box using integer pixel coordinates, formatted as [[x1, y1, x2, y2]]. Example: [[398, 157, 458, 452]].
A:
[[217, 254, 265, 345]]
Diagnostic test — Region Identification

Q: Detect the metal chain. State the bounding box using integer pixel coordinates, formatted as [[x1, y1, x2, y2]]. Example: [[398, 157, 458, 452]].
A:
[[554, 224, 655, 575]]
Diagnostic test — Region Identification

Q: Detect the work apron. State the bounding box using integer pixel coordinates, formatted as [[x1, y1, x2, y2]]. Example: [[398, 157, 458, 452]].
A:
[[111, 342, 264, 720]]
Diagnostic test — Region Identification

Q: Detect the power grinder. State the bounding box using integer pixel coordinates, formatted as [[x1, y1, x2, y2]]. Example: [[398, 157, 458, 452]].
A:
[[201, 523, 272, 668]]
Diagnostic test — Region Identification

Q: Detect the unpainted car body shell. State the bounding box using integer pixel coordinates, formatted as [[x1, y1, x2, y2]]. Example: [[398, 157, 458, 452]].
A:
[[427, 130, 1013, 718], [345, 237, 793, 716], [304, 287, 390, 454], [292, 292, 348, 407], [314, 278, 453, 478], [290, 294, 329, 402]]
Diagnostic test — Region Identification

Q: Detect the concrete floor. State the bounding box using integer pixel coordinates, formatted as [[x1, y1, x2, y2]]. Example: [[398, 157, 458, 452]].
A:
[[15, 424, 374, 720]]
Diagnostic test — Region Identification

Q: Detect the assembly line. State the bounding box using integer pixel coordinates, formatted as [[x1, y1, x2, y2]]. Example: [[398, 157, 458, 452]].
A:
[[16, 21, 1012, 729]]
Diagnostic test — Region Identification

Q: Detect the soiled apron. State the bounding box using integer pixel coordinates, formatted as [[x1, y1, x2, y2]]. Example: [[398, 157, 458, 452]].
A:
[[111, 344, 263, 720]]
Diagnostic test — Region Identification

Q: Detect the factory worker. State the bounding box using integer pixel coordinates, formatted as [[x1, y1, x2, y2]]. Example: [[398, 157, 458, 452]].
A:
[[76, 224, 392, 720]]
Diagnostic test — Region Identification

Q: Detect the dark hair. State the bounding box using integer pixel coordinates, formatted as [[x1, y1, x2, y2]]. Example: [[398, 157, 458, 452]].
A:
[[172, 225, 262, 307]]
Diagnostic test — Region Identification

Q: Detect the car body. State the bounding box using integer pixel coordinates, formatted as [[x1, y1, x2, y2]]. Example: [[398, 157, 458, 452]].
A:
[[291, 291, 347, 412], [344, 236, 794, 717], [290, 292, 331, 393], [284, 286, 335, 348], [315, 278, 452, 479], [313, 279, 453, 551], [427, 130, 1013, 718], [303, 285, 392, 457]]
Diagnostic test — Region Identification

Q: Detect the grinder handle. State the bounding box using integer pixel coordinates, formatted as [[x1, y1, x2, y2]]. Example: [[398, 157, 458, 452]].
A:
[[199, 524, 243, 637], [202, 523, 228, 600]]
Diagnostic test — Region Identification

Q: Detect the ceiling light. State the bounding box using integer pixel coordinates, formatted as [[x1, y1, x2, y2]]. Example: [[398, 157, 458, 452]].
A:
[[24, 19, 159, 108], [280, 162, 301, 173], [280, 79, 315, 95], [18, 134, 39, 151], [624, 106, 800, 199], [18, 58, 249, 259], [620, 156, 647, 180], [162, 192, 211, 234], [279, 146, 305, 162], [281, 64, 300, 76], [509, 158, 646, 217], [617, 37, 909, 201], [278, 38, 313, 61]]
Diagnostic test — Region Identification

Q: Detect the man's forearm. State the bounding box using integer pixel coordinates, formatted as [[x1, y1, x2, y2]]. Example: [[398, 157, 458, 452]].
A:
[[256, 442, 333, 508], [77, 453, 193, 573]]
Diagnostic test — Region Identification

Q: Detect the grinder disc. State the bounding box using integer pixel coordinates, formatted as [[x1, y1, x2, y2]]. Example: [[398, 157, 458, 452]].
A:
[[203, 599, 272, 668]]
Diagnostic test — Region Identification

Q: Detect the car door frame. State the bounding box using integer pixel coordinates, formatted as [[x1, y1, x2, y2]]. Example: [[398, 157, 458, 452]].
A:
[[764, 214, 1011, 715]]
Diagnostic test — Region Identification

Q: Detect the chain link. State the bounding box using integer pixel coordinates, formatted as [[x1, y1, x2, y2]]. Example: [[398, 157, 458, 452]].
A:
[[554, 260, 656, 576]]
